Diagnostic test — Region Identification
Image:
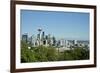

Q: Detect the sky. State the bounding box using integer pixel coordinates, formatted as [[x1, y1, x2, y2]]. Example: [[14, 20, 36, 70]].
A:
[[21, 9, 89, 40]]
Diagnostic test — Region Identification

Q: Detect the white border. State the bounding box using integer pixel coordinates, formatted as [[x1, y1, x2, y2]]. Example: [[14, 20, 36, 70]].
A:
[[16, 4, 94, 69]]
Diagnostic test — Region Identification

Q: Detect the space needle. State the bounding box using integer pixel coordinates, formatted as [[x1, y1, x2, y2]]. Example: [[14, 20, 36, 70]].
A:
[[37, 28, 42, 45]]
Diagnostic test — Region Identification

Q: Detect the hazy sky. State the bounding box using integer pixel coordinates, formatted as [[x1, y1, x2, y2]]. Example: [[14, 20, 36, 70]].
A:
[[21, 9, 89, 40]]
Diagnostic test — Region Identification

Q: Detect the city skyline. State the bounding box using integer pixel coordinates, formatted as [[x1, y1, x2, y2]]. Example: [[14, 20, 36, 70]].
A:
[[21, 10, 89, 40]]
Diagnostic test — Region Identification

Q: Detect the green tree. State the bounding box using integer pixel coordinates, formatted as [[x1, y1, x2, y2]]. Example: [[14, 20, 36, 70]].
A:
[[46, 46, 59, 61], [21, 41, 37, 62], [21, 40, 89, 62], [33, 46, 48, 62]]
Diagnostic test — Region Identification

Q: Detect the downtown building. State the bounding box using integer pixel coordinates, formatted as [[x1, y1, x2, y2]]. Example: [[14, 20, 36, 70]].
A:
[[22, 29, 89, 51], [22, 28, 56, 47]]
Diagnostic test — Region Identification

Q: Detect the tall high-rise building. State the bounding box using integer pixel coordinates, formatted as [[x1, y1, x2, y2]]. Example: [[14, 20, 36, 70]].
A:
[[41, 31, 45, 40], [47, 34, 51, 45], [41, 31, 45, 45], [52, 36, 56, 46], [31, 35, 37, 47]]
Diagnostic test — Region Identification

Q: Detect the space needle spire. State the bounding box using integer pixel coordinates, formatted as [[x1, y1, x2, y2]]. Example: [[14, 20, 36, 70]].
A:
[[37, 27, 42, 45]]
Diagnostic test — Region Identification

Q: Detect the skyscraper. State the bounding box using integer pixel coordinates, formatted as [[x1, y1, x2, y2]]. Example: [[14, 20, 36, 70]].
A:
[[41, 31, 45, 40]]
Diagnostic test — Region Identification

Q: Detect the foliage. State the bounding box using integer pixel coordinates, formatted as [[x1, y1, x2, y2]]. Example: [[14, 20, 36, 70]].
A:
[[62, 48, 89, 60], [21, 41, 89, 63], [46, 46, 59, 61], [21, 41, 37, 62]]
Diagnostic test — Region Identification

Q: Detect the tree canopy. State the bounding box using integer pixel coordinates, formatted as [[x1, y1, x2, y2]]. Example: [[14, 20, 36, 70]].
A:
[[21, 41, 89, 63]]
